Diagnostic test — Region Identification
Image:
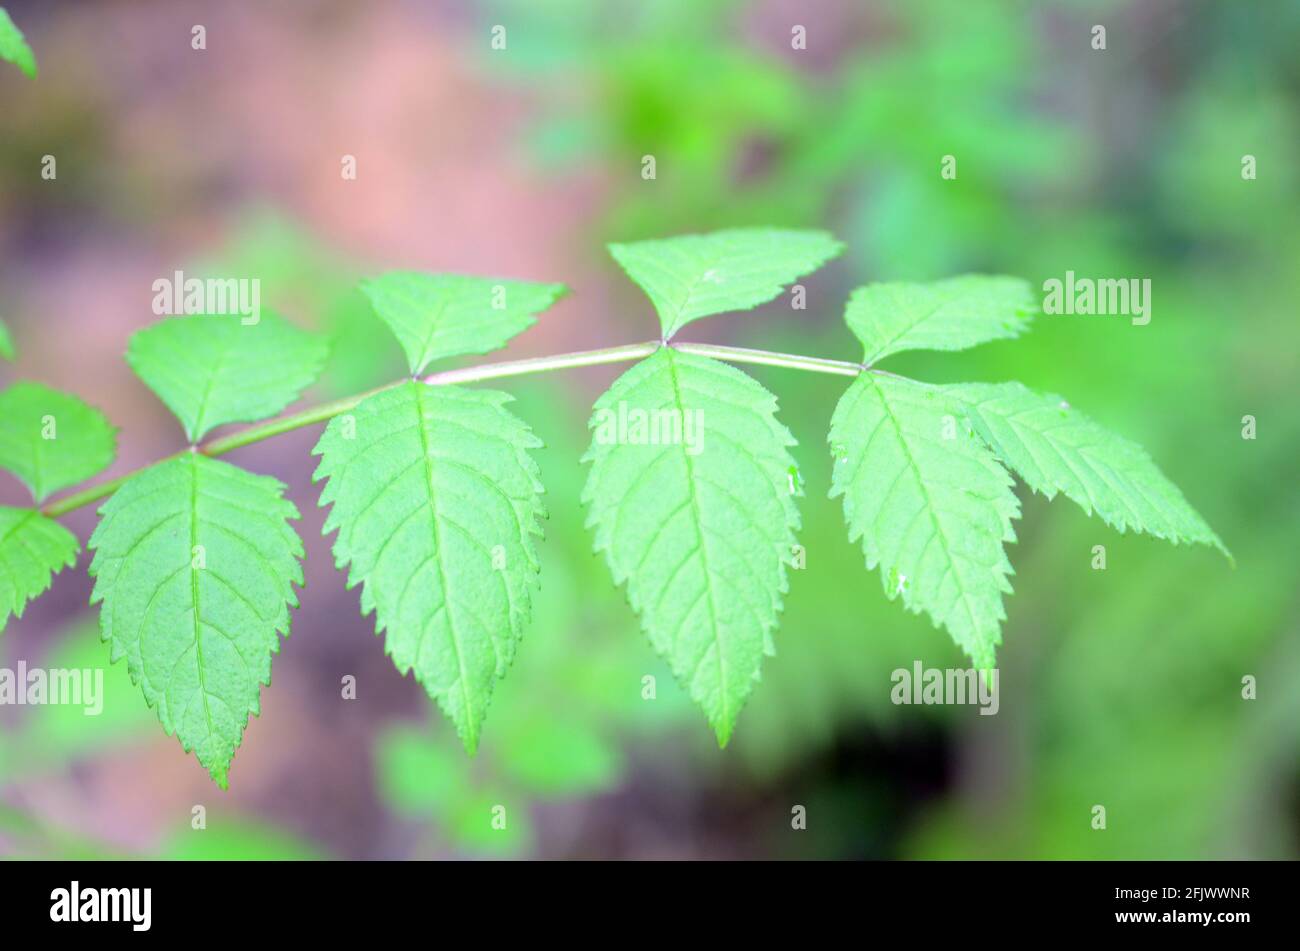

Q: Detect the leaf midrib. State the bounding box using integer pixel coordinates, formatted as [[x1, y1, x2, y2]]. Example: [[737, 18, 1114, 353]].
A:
[[0, 508, 36, 550], [186, 456, 217, 750], [191, 339, 235, 443], [867, 376, 984, 647], [412, 387, 476, 747], [664, 349, 730, 733], [860, 290, 950, 366]]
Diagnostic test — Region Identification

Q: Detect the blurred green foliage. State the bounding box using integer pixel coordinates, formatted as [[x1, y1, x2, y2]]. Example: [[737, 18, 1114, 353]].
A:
[[0, 621, 325, 859]]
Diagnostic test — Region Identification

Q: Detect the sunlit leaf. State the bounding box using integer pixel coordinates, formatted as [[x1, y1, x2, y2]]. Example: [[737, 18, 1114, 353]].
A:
[[609, 229, 843, 339], [313, 380, 545, 752], [582, 347, 801, 743], [0, 506, 78, 633], [0, 382, 116, 502], [126, 312, 327, 443], [829, 373, 1020, 669], [88, 455, 303, 787], [359, 273, 566, 376]]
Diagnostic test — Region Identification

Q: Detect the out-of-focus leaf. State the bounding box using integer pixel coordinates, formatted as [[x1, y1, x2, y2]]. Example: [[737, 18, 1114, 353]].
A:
[[0, 506, 78, 633], [161, 818, 326, 860], [0, 9, 37, 79], [497, 718, 621, 796], [0, 382, 116, 502]]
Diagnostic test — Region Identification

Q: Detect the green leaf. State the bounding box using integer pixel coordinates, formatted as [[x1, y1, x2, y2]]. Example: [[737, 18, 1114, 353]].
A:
[[87, 455, 304, 787], [359, 272, 566, 376], [312, 380, 545, 752], [14, 620, 155, 758], [0, 318, 13, 361], [582, 347, 801, 744], [126, 312, 328, 443], [0, 9, 37, 79], [0, 382, 117, 503], [845, 275, 1036, 365], [609, 228, 843, 339], [828, 373, 1020, 670], [947, 381, 1229, 557], [0, 506, 78, 633], [161, 818, 326, 861]]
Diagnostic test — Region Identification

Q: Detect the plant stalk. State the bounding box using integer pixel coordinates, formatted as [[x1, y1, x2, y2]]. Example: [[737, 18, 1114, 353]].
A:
[[672, 342, 863, 377], [39, 338, 864, 519]]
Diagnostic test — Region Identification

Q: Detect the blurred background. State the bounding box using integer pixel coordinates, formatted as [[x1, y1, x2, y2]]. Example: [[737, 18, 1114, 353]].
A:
[[0, 0, 1296, 859]]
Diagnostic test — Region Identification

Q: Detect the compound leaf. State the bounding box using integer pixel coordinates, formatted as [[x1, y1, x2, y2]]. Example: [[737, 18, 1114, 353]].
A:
[[87, 454, 303, 787], [0, 9, 36, 79], [359, 272, 566, 376], [312, 380, 545, 753], [0, 506, 78, 633], [948, 381, 1229, 557], [0, 382, 116, 502], [127, 312, 328, 443], [582, 347, 801, 744], [846, 276, 1035, 365], [829, 373, 1020, 669], [609, 228, 843, 339]]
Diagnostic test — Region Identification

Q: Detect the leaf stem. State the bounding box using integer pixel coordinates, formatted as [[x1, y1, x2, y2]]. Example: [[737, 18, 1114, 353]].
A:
[[200, 381, 409, 456], [671, 342, 863, 377], [40, 338, 867, 519], [421, 341, 662, 385]]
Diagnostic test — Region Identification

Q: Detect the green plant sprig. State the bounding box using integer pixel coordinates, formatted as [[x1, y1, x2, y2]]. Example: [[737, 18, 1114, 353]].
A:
[[40, 341, 866, 519], [0, 228, 1228, 786]]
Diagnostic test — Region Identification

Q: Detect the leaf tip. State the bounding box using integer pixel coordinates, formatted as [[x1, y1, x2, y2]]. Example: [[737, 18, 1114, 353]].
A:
[[460, 727, 481, 757], [712, 715, 736, 749]]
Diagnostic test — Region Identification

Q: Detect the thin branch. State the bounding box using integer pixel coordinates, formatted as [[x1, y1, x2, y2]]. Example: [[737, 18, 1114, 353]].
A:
[[672, 342, 862, 377], [422, 341, 661, 385], [39, 338, 871, 519]]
